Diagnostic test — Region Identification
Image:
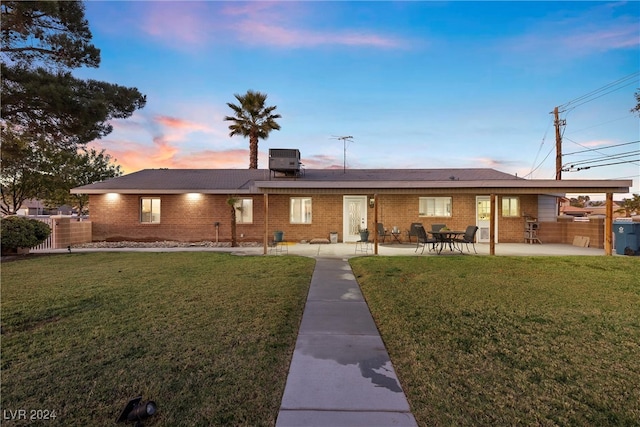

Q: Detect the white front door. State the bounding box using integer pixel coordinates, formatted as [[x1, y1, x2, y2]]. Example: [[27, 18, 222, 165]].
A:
[[343, 196, 367, 242], [476, 196, 497, 243]]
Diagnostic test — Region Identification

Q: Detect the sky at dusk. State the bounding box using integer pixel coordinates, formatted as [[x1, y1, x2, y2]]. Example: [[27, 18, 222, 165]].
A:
[[78, 1, 639, 197]]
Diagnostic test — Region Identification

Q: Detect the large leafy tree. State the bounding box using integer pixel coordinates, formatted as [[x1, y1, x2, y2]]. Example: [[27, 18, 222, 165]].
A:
[[42, 148, 122, 215], [615, 194, 640, 217], [569, 195, 590, 208], [224, 90, 281, 169], [0, 125, 48, 214], [1, 1, 145, 212]]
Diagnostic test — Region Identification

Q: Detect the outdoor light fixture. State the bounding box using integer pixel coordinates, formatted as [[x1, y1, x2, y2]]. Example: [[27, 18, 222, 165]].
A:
[[369, 198, 375, 208], [116, 396, 157, 426]]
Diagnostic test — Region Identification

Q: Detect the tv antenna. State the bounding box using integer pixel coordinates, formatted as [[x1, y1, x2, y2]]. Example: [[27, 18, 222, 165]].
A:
[[331, 135, 354, 173]]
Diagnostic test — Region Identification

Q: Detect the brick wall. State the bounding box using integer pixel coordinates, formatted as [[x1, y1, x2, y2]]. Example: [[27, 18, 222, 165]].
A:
[[90, 194, 269, 242], [89, 193, 542, 244]]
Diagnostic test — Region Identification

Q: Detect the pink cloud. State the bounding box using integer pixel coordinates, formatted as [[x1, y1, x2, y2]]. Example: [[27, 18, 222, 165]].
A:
[[151, 136, 179, 162], [139, 2, 211, 47], [138, 2, 403, 50], [155, 115, 211, 133], [302, 154, 341, 169], [502, 10, 639, 60], [561, 24, 639, 52], [177, 149, 250, 169], [90, 135, 253, 173], [473, 157, 520, 168], [236, 22, 401, 49]]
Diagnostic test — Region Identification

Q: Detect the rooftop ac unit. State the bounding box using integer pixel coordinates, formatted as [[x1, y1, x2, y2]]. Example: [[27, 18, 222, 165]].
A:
[[269, 149, 301, 174]]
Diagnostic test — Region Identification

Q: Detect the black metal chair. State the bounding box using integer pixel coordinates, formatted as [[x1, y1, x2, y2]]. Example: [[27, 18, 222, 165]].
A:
[[414, 224, 437, 254], [453, 225, 479, 253], [377, 223, 390, 243], [431, 223, 447, 232], [407, 222, 423, 243]]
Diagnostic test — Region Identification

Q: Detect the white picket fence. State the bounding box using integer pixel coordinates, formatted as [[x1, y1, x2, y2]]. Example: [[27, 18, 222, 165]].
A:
[[32, 217, 56, 250]]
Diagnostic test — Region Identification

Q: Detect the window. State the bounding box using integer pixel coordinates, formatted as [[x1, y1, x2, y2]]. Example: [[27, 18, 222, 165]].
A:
[[502, 197, 519, 217], [290, 197, 312, 224], [419, 197, 452, 217], [141, 198, 161, 223], [234, 198, 253, 224]]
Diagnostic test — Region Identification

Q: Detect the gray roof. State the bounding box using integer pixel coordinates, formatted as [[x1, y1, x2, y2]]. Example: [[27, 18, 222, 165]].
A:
[[71, 168, 632, 195], [72, 169, 272, 193]]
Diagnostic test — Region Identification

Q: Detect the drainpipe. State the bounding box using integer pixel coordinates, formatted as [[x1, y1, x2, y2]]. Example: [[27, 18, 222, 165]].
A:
[[214, 222, 220, 243]]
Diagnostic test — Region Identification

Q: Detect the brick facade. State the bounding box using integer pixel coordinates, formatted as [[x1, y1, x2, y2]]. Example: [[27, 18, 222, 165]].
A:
[[88, 192, 541, 243]]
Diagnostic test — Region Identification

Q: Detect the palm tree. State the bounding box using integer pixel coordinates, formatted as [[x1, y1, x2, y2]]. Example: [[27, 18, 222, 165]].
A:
[[224, 90, 281, 169], [227, 196, 238, 247]]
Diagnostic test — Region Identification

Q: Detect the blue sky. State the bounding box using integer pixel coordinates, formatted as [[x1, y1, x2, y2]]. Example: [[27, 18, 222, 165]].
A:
[[79, 1, 639, 197]]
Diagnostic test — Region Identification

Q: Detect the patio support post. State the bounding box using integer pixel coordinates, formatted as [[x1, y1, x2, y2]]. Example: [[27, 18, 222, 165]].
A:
[[263, 194, 269, 255], [605, 193, 613, 256], [490, 194, 496, 255], [374, 194, 378, 255]]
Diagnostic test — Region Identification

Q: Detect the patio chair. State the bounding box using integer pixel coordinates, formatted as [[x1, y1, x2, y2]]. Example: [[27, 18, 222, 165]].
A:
[[453, 225, 479, 254], [269, 231, 288, 254], [431, 223, 447, 232], [414, 224, 437, 254], [407, 222, 423, 243], [377, 223, 390, 243]]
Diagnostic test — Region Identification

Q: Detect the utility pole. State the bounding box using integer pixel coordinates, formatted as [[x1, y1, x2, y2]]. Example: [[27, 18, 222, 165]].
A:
[[553, 107, 566, 180]]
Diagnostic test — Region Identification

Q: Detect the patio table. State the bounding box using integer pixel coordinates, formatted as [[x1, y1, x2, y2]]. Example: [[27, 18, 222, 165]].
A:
[[429, 230, 465, 254]]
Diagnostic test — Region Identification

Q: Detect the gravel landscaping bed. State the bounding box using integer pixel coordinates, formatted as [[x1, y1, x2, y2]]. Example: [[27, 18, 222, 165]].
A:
[[73, 241, 262, 248]]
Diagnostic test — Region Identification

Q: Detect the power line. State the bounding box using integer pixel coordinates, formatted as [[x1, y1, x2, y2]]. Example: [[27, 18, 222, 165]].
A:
[[522, 144, 555, 179], [564, 140, 640, 156], [526, 116, 553, 179], [565, 150, 640, 168], [559, 71, 639, 111], [565, 115, 634, 135], [563, 159, 640, 172]]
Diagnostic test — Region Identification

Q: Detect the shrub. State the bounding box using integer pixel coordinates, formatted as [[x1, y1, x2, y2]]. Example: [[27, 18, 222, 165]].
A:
[[1, 216, 51, 253]]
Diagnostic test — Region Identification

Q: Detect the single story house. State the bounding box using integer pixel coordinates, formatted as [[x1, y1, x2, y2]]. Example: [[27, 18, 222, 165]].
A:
[[71, 152, 631, 255]]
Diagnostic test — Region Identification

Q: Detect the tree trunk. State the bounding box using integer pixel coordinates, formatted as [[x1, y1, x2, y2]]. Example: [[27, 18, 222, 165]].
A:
[[230, 204, 237, 247], [249, 134, 258, 169]]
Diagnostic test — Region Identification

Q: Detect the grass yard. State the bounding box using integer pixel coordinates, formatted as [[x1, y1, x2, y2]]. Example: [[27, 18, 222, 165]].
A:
[[1, 252, 314, 426], [351, 256, 640, 427]]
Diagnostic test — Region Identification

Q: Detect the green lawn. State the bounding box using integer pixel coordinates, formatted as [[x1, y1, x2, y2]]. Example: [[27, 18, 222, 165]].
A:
[[351, 256, 640, 426], [1, 252, 314, 426], [4, 252, 639, 426]]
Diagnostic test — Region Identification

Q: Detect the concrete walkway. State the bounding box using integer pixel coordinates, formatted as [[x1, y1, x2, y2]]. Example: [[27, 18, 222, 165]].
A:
[[276, 257, 417, 427]]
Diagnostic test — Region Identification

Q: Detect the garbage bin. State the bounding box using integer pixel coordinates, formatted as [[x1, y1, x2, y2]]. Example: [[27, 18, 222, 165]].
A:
[[613, 221, 639, 255], [329, 232, 338, 244]]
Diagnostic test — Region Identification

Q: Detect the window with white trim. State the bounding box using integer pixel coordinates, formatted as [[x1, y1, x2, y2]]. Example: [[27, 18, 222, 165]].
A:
[[502, 197, 519, 217], [290, 197, 312, 224], [234, 198, 253, 224], [140, 198, 161, 223], [419, 197, 452, 217]]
